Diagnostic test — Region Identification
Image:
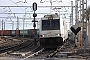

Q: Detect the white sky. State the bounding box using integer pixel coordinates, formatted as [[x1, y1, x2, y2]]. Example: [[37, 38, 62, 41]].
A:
[[0, 0, 90, 30]]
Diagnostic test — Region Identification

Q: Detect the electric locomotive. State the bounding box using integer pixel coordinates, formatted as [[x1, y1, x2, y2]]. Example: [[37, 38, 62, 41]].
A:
[[39, 13, 68, 48]]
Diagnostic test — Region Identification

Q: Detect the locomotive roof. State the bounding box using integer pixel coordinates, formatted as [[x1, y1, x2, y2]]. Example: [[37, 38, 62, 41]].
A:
[[42, 13, 59, 18]]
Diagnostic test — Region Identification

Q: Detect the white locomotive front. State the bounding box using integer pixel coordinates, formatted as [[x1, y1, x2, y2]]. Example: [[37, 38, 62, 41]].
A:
[[39, 13, 68, 48]]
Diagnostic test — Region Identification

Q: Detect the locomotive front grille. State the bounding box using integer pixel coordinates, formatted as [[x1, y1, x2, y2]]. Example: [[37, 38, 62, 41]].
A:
[[47, 34, 55, 37]]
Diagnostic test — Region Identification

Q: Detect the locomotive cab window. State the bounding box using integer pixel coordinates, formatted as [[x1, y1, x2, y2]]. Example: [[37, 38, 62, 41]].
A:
[[42, 19, 60, 30]]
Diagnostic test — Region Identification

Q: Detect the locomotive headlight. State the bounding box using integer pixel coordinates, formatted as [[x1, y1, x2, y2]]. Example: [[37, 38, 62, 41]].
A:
[[42, 34, 47, 37], [58, 34, 60, 36], [42, 35, 45, 37], [56, 34, 60, 36]]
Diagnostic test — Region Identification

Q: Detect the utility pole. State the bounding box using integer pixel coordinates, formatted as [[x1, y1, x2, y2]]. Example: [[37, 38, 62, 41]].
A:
[[23, 7, 27, 37], [70, 1, 73, 27], [16, 16, 19, 37], [23, 15, 25, 37], [12, 21, 14, 30], [70, 14, 72, 29], [4, 22, 5, 30], [2, 20, 3, 36], [80, 0, 87, 53], [75, 0, 78, 23]]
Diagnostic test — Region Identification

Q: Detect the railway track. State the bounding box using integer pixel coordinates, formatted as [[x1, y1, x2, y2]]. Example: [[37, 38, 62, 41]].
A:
[[19, 41, 70, 59], [0, 37, 22, 47], [46, 40, 75, 58], [5, 40, 70, 59], [7, 42, 41, 58], [21, 41, 88, 60], [0, 37, 35, 57], [28, 42, 68, 59], [0, 37, 89, 60]]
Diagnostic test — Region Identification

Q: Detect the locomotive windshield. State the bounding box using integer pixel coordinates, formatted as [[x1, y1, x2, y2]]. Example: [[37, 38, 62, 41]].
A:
[[42, 19, 60, 30]]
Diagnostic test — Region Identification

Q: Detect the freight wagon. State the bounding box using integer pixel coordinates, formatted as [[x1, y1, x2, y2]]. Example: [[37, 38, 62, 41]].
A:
[[0, 29, 39, 38]]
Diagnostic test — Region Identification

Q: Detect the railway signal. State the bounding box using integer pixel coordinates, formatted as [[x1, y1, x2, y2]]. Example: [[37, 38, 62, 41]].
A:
[[70, 27, 75, 34], [33, 2, 37, 11], [70, 26, 81, 47], [75, 27, 81, 35], [32, 2, 38, 46], [70, 27, 81, 35]]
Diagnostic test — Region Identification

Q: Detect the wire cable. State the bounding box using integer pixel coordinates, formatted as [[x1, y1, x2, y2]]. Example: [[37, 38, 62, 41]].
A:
[[9, 0, 25, 12]]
